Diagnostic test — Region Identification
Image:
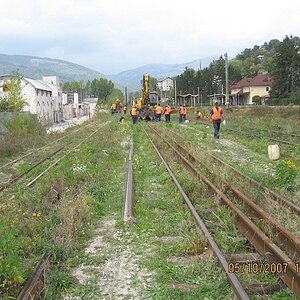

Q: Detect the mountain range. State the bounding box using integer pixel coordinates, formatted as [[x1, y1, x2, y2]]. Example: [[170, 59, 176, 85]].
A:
[[0, 54, 106, 83], [109, 57, 217, 90], [0, 53, 217, 91]]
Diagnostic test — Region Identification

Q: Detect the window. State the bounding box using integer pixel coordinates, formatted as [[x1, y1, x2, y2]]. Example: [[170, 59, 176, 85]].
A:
[[266, 87, 270, 91]]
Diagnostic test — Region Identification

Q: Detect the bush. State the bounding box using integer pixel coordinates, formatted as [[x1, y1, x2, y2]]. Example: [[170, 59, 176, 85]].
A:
[[290, 87, 300, 103], [0, 113, 46, 157], [4, 113, 45, 135], [252, 95, 261, 105]]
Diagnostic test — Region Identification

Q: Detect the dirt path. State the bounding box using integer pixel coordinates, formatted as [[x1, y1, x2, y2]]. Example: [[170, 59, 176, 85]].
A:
[[64, 215, 153, 299]]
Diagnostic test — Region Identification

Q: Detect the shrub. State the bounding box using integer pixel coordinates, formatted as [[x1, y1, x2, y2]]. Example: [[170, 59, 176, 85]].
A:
[[0, 113, 46, 157], [252, 95, 261, 105]]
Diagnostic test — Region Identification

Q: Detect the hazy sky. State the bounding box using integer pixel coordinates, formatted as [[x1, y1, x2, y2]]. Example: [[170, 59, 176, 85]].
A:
[[0, 0, 299, 74]]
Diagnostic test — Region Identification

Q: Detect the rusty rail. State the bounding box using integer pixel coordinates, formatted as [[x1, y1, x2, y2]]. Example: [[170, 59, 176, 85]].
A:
[[26, 122, 110, 187], [123, 140, 135, 223], [0, 121, 94, 171], [17, 252, 51, 300], [147, 124, 300, 297], [143, 126, 250, 300], [196, 120, 300, 145], [157, 127, 300, 260], [173, 124, 300, 215], [0, 147, 64, 192]]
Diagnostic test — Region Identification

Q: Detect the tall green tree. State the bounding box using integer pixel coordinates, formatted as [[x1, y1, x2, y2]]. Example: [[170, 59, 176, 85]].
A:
[[98, 78, 114, 101], [271, 35, 300, 97], [90, 78, 114, 101], [0, 75, 25, 112]]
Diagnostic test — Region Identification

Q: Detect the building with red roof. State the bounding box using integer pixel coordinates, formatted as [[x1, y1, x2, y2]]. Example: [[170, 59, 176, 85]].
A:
[[230, 74, 272, 105]]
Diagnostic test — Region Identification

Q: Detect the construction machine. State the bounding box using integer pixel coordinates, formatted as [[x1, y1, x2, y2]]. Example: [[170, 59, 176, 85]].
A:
[[133, 73, 158, 120]]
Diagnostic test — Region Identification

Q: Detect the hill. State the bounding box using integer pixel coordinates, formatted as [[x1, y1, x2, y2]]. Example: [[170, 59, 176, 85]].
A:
[[0, 54, 106, 83], [109, 56, 217, 90]]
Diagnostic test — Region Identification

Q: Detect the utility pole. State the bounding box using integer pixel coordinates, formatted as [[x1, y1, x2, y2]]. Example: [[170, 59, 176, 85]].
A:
[[125, 87, 128, 106], [224, 53, 229, 107], [193, 89, 195, 107], [197, 87, 200, 106], [174, 80, 177, 107]]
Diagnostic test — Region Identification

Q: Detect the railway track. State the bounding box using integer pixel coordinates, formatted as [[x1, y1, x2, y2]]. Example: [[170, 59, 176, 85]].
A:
[[16, 252, 51, 300], [0, 121, 109, 197], [0, 120, 94, 172], [16, 129, 131, 299], [123, 139, 135, 223], [196, 119, 300, 146], [145, 123, 300, 298], [168, 124, 300, 214], [154, 125, 300, 258]]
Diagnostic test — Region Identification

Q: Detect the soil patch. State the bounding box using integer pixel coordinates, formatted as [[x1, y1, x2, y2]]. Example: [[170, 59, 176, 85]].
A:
[[66, 215, 153, 299]]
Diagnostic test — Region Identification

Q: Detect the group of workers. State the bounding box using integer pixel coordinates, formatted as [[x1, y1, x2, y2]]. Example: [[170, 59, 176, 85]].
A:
[[115, 101, 223, 138], [111, 103, 127, 115], [129, 103, 188, 124]]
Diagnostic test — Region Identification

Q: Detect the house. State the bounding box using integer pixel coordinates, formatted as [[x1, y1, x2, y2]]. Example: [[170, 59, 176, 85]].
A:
[[157, 77, 174, 91], [230, 74, 272, 105], [0, 75, 63, 124]]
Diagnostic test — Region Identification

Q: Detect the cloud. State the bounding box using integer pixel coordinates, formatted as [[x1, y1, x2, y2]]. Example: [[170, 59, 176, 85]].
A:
[[0, 0, 299, 73]]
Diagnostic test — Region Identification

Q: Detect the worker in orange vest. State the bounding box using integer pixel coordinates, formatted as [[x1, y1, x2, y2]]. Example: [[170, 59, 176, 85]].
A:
[[210, 101, 223, 138], [182, 104, 187, 122], [130, 106, 138, 124], [164, 104, 172, 122], [155, 103, 163, 121], [179, 104, 184, 123], [123, 105, 127, 114]]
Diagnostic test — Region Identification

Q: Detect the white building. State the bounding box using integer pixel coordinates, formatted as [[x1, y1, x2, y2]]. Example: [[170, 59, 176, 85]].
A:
[[83, 98, 98, 117], [0, 75, 63, 124], [157, 77, 174, 91]]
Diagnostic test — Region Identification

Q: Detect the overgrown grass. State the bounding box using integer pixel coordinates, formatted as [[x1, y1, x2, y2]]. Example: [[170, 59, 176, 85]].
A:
[[129, 124, 233, 299], [0, 113, 128, 299], [0, 113, 46, 157]]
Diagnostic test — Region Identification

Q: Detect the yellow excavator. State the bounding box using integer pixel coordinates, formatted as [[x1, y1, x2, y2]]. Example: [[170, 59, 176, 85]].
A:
[[133, 73, 158, 120]]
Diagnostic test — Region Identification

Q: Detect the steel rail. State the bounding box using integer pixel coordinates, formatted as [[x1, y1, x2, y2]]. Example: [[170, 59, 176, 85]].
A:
[[223, 127, 299, 146], [142, 126, 250, 300], [0, 121, 94, 171], [197, 119, 300, 141], [26, 122, 110, 187], [123, 140, 135, 222], [0, 147, 64, 192], [17, 252, 51, 300], [157, 127, 300, 260], [147, 124, 300, 297], [172, 124, 300, 215]]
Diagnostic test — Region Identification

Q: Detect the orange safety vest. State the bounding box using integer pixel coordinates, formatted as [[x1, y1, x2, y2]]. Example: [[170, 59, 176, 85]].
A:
[[183, 107, 187, 115], [156, 106, 163, 114], [131, 107, 137, 116], [165, 105, 172, 115], [179, 106, 184, 114], [211, 106, 222, 120]]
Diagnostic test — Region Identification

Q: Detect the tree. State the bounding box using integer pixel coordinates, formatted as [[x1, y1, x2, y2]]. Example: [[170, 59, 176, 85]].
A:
[[85, 80, 91, 97], [90, 78, 114, 101], [98, 78, 114, 101], [0, 75, 26, 112], [271, 35, 300, 97], [149, 76, 157, 91]]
